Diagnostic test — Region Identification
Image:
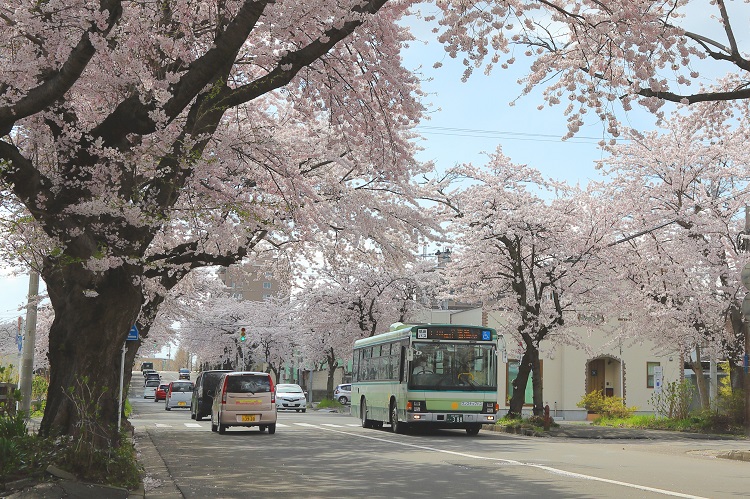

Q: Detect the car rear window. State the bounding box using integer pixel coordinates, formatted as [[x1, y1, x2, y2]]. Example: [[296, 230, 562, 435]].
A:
[[225, 375, 271, 393], [170, 382, 193, 392], [146, 380, 160, 387]]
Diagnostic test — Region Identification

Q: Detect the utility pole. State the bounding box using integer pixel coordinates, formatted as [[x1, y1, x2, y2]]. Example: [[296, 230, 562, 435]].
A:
[[19, 270, 39, 418]]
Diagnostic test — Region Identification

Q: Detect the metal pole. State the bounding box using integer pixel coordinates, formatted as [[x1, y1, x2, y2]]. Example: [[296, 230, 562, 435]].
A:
[[19, 270, 39, 418], [118, 343, 125, 430]]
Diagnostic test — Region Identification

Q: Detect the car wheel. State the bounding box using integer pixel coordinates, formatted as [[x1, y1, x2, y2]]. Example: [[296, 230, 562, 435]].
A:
[[295, 409, 300, 413], [259, 425, 266, 432], [301, 409, 306, 413], [338, 396, 348, 405], [268, 423, 276, 435], [218, 423, 226, 434]]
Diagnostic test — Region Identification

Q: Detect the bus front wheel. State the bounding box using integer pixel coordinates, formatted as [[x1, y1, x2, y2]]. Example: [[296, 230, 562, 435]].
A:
[[360, 399, 373, 429], [466, 425, 481, 436], [390, 400, 408, 434]]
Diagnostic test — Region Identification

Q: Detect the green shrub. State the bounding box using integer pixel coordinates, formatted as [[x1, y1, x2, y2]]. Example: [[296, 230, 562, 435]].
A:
[[648, 380, 694, 419], [577, 391, 637, 419], [0, 411, 28, 438]]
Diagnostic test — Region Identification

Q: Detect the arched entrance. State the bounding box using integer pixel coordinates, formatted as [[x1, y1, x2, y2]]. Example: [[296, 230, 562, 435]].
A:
[[585, 356, 625, 399]]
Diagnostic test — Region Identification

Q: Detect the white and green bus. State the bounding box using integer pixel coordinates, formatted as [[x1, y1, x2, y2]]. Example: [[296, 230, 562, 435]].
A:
[[351, 323, 500, 435]]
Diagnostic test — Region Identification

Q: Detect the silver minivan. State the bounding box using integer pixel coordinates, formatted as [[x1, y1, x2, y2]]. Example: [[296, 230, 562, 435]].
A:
[[211, 371, 277, 434], [165, 380, 194, 410]]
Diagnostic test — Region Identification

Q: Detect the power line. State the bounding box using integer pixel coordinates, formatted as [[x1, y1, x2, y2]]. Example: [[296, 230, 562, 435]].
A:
[[415, 125, 629, 144]]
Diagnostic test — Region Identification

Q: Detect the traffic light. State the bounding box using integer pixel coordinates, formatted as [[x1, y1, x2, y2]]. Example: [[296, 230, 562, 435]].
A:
[[240, 328, 246, 342]]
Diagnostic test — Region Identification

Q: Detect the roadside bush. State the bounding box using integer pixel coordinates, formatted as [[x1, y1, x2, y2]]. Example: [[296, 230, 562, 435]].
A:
[[648, 380, 694, 419], [316, 398, 343, 409], [577, 391, 637, 419]]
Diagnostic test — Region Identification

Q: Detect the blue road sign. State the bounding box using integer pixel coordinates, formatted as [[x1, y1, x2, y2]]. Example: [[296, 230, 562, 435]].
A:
[[127, 325, 139, 341], [16, 333, 22, 353]]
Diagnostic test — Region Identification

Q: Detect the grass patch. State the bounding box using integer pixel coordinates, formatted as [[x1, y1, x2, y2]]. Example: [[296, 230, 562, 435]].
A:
[[495, 414, 559, 431], [594, 413, 744, 435], [315, 398, 345, 409]]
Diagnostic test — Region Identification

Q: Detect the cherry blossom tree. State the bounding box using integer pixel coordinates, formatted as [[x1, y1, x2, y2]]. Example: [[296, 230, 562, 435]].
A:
[[432, 0, 750, 137], [0, 0, 436, 449], [598, 107, 750, 407], [437, 149, 619, 417], [295, 254, 434, 397]]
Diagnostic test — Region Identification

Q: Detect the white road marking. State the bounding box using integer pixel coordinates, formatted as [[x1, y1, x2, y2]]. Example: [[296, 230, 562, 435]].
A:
[[293, 423, 317, 427], [184, 423, 202, 428], [346, 424, 361, 427], [155, 423, 172, 428], [276, 423, 290, 427], [314, 426, 708, 499], [321, 423, 344, 427]]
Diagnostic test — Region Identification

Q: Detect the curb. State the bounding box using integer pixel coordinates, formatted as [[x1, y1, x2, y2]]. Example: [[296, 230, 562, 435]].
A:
[[134, 429, 183, 499]]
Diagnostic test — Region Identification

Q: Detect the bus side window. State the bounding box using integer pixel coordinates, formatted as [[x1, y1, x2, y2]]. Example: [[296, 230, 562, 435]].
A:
[[399, 345, 406, 382]]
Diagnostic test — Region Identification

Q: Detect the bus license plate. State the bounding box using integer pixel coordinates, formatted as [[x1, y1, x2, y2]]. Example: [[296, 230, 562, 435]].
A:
[[447, 414, 463, 423], [241, 415, 256, 422]]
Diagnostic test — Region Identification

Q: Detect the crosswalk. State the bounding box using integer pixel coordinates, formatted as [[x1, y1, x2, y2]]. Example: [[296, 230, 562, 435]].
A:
[[150, 422, 361, 430]]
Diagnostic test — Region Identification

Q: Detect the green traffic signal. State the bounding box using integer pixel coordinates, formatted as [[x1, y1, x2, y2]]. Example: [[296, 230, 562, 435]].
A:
[[240, 327, 246, 342]]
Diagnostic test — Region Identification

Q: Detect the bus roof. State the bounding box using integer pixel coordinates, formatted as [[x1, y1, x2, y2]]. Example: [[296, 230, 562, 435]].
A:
[[353, 324, 497, 349]]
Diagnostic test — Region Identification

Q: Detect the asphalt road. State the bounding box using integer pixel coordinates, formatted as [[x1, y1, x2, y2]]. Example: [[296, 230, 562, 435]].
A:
[[128, 372, 749, 499]]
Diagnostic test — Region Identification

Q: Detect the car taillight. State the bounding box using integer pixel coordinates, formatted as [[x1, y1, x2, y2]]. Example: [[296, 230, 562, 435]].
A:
[[221, 379, 228, 404], [268, 376, 275, 404]]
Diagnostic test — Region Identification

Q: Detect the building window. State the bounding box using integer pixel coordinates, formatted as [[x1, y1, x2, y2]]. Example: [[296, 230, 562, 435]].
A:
[[263, 294, 272, 300], [647, 362, 660, 388], [263, 282, 272, 289]]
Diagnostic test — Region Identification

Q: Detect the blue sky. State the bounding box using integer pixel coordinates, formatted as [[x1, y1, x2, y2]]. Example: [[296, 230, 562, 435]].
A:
[[400, 13, 654, 187]]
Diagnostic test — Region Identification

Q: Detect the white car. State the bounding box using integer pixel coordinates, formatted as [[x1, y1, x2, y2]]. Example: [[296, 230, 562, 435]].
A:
[[333, 383, 351, 405], [144, 379, 160, 398], [165, 380, 194, 410], [275, 384, 307, 412]]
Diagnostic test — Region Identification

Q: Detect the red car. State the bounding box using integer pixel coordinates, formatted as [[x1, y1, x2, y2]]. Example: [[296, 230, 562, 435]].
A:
[[154, 383, 169, 402]]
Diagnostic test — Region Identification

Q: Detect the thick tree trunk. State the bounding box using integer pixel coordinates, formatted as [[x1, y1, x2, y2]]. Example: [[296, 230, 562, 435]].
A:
[[691, 345, 710, 410], [507, 348, 533, 418], [326, 350, 338, 399], [530, 348, 544, 416], [40, 261, 142, 449]]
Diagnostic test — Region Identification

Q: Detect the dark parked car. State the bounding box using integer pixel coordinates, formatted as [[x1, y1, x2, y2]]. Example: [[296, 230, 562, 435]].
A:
[[144, 372, 161, 386], [190, 370, 233, 421]]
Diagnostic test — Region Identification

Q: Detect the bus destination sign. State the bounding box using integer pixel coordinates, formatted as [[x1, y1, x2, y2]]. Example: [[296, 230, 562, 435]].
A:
[[416, 327, 493, 341]]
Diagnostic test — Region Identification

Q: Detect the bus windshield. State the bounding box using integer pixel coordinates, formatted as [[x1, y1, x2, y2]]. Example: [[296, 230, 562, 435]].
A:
[[409, 342, 497, 391]]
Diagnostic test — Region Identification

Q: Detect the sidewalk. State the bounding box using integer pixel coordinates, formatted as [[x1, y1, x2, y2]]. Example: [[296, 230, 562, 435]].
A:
[[489, 420, 750, 461]]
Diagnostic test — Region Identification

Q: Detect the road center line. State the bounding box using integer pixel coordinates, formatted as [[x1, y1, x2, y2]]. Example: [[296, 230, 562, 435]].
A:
[[314, 426, 707, 499]]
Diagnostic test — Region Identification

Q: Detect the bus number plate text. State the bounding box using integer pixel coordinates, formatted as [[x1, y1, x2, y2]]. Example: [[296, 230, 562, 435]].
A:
[[447, 414, 463, 423]]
